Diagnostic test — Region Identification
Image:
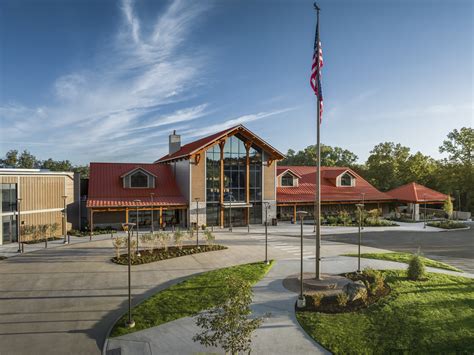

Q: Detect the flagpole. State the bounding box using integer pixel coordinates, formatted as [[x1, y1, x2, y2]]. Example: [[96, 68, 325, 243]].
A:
[[314, 2, 322, 280]]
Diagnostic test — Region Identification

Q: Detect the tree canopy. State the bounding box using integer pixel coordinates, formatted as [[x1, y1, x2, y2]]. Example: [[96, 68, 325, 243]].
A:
[[0, 149, 89, 177], [280, 144, 358, 167]]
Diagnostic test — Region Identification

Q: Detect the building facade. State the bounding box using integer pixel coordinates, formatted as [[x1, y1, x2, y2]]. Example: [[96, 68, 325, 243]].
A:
[[0, 169, 79, 245], [86, 125, 452, 230]]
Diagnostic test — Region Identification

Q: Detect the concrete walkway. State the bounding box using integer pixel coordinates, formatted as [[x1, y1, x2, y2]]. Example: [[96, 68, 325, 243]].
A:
[[106, 256, 473, 355]]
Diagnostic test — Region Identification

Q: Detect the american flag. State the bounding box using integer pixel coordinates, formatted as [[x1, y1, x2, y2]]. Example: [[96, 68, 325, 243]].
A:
[[310, 22, 323, 123]]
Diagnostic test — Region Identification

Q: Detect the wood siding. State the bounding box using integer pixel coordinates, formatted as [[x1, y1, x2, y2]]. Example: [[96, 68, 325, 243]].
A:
[[191, 159, 206, 201], [263, 160, 276, 200]]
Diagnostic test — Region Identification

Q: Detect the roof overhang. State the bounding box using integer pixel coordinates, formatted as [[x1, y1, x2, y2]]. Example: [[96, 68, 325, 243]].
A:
[[157, 125, 285, 164]]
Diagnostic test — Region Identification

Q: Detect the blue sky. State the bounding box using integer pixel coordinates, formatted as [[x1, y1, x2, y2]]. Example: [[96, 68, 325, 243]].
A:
[[0, 0, 472, 165]]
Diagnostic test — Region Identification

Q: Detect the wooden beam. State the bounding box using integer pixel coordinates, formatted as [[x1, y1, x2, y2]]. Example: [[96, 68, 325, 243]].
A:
[[159, 207, 163, 227], [219, 139, 226, 228], [245, 141, 251, 225]]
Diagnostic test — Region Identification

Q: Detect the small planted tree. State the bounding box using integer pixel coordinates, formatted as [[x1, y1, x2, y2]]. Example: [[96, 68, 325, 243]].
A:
[[204, 230, 215, 246], [112, 237, 126, 259], [174, 229, 185, 250], [443, 196, 453, 220], [407, 254, 426, 281], [140, 233, 153, 253], [158, 232, 171, 252], [50, 223, 60, 239], [193, 276, 264, 354]]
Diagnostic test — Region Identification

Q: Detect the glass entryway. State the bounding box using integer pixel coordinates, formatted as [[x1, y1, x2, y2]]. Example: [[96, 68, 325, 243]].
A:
[[2, 215, 18, 244]]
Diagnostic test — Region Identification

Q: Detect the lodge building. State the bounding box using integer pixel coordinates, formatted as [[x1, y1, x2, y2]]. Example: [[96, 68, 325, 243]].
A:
[[86, 125, 453, 230]]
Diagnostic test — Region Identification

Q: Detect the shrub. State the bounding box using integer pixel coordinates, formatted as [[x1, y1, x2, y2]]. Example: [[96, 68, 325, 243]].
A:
[[325, 215, 338, 225], [407, 254, 426, 280], [336, 292, 349, 307], [362, 267, 386, 295], [427, 220, 466, 229], [174, 229, 185, 250], [157, 232, 171, 251], [307, 292, 324, 308], [337, 211, 352, 226], [358, 288, 369, 305], [204, 230, 215, 246]]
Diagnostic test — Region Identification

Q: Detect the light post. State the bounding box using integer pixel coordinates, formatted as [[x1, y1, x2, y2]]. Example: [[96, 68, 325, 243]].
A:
[[296, 210, 308, 309], [17, 198, 22, 253], [356, 203, 364, 273], [263, 202, 271, 264], [150, 193, 155, 233], [423, 194, 427, 229], [133, 200, 141, 257], [228, 191, 233, 232], [62, 195, 68, 244], [122, 223, 136, 329], [361, 193, 365, 230], [194, 197, 200, 247]]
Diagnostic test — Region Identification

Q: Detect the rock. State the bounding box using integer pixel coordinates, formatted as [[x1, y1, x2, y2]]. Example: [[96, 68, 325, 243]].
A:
[[343, 280, 367, 302]]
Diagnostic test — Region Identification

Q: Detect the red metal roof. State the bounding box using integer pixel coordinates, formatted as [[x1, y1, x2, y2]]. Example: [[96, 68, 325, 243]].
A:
[[386, 182, 449, 203], [156, 124, 285, 163], [87, 163, 187, 208], [277, 166, 393, 204]]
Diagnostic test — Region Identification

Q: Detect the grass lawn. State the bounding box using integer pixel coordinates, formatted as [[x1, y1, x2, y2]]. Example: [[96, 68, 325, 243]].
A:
[[297, 270, 474, 354], [342, 252, 462, 272], [111, 261, 274, 337]]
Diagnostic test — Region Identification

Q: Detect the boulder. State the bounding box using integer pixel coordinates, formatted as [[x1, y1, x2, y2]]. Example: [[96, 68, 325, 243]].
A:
[[343, 280, 367, 302]]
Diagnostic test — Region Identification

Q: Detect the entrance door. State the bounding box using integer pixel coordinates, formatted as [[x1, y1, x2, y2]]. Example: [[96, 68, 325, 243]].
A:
[[2, 215, 17, 244]]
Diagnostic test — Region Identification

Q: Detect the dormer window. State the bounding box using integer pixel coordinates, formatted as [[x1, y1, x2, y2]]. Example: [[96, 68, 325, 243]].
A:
[[130, 171, 149, 188], [281, 173, 294, 187], [121, 168, 156, 189], [339, 172, 355, 187]]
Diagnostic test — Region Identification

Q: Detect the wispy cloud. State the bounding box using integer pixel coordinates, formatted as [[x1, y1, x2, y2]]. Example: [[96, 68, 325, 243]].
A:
[[0, 0, 292, 163], [181, 108, 295, 139], [0, 0, 211, 162]]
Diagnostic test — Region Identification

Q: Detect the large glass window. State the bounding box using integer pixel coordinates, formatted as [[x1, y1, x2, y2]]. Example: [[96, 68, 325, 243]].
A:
[[223, 135, 247, 203], [1, 183, 17, 212], [130, 171, 149, 188], [205, 135, 263, 226]]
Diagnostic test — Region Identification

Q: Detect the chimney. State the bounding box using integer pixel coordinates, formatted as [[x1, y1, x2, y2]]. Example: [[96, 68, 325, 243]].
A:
[[169, 130, 181, 155]]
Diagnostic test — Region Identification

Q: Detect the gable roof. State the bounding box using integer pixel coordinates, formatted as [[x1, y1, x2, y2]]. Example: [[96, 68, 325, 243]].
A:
[[386, 182, 449, 203], [277, 166, 393, 203], [119, 167, 157, 178], [156, 125, 285, 163], [277, 168, 303, 179], [87, 162, 186, 208]]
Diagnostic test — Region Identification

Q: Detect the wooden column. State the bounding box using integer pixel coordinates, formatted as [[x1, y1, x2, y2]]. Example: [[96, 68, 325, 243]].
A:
[[159, 207, 163, 227], [293, 204, 297, 224], [219, 140, 226, 228], [125, 208, 129, 224], [245, 141, 252, 225]]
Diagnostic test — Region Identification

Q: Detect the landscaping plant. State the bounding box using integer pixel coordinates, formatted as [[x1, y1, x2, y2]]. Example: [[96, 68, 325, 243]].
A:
[[336, 292, 349, 307], [157, 232, 171, 252], [204, 230, 215, 246], [173, 229, 185, 250], [193, 275, 265, 354], [112, 237, 126, 259], [407, 254, 426, 280], [307, 292, 324, 308], [443, 196, 453, 219]]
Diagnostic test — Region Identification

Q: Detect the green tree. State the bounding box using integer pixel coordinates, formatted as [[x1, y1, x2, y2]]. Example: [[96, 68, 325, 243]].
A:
[[280, 144, 358, 167], [41, 158, 73, 172], [193, 275, 265, 354], [2, 149, 19, 167], [365, 142, 410, 191], [438, 127, 474, 213], [402, 152, 438, 186], [18, 150, 38, 168], [443, 196, 453, 219]]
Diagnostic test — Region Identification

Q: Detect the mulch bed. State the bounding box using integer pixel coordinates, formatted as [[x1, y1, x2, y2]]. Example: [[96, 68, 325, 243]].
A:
[[112, 244, 227, 265], [301, 272, 391, 314]]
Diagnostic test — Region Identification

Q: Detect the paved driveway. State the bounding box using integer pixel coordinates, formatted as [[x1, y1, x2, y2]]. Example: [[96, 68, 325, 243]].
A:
[[323, 223, 474, 272]]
